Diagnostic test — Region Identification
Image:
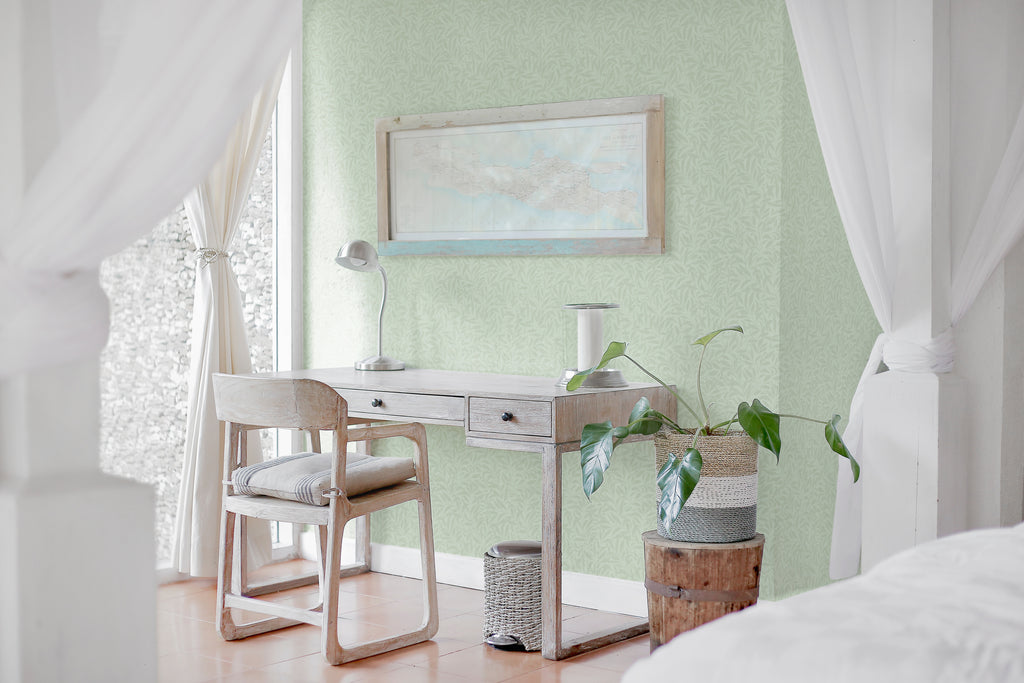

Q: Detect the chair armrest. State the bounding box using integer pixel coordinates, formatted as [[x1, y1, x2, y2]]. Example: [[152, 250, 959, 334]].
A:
[[347, 422, 424, 443], [346, 422, 429, 485]]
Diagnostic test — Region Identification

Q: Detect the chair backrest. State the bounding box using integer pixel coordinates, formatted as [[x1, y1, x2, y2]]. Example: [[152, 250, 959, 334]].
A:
[[212, 374, 346, 431]]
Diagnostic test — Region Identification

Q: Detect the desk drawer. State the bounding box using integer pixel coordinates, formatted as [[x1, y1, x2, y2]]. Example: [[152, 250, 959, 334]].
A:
[[468, 397, 552, 437], [340, 389, 464, 423]]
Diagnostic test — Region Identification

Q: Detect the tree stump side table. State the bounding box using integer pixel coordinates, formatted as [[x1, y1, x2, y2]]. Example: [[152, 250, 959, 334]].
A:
[[642, 531, 765, 650]]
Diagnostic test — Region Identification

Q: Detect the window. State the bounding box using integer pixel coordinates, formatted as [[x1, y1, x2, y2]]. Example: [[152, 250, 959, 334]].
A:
[[99, 52, 302, 571]]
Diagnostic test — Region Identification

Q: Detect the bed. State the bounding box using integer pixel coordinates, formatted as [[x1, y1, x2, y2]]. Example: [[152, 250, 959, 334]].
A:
[[623, 523, 1024, 682]]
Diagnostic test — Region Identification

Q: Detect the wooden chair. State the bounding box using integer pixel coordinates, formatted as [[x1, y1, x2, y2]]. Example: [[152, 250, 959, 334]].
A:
[[211, 373, 439, 665]]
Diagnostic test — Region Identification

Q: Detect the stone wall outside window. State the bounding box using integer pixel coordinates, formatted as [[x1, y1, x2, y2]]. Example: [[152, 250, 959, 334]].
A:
[[99, 131, 275, 566]]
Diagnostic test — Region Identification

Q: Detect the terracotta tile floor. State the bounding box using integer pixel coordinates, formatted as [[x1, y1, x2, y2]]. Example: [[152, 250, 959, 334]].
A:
[[158, 559, 651, 682]]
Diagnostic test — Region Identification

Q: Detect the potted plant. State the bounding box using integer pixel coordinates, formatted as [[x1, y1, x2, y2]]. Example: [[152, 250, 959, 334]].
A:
[[567, 326, 860, 543]]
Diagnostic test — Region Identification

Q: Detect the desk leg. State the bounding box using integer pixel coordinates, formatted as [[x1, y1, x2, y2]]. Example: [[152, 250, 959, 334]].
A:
[[540, 445, 650, 661], [541, 445, 563, 660], [354, 440, 371, 572]]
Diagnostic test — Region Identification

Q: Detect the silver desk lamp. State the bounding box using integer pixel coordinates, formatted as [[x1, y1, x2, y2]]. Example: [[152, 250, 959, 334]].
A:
[[335, 240, 405, 371]]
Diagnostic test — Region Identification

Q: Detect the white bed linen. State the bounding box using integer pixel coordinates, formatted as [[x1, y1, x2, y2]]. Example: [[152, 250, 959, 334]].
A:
[[623, 524, 1024, 682]]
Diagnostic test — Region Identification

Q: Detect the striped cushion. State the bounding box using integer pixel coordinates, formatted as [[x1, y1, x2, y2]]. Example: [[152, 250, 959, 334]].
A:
[[232, 452, 415, 506]]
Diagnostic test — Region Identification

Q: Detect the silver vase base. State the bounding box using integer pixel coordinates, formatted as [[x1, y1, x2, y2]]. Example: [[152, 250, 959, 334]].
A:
[[355, 355, 405, 371], [556, 368, 627, 388]]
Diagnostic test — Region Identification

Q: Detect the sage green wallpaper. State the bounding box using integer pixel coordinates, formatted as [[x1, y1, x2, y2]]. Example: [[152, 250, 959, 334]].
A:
[[303, 0, 875, 598], [774, 24, 880, 598]]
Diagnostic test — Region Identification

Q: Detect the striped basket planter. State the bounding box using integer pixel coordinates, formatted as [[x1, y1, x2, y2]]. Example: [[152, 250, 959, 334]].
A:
[[654, 430, 758, 543]]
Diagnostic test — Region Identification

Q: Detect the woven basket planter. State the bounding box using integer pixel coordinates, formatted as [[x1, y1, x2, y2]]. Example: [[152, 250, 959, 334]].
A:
[[654, 430, 758, 543]]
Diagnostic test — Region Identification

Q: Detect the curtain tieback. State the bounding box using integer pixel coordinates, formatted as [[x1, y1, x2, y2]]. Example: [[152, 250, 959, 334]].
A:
[[878, 327, 955, 374], [195, 248, 230, 267]]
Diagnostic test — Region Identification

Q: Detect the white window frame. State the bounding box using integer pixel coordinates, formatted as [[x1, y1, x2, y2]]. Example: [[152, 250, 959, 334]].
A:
[[270, 43, 306, 562]]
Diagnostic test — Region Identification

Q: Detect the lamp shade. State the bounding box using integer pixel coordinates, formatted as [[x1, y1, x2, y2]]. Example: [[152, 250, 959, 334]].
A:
[[335, 239, 380, 272]]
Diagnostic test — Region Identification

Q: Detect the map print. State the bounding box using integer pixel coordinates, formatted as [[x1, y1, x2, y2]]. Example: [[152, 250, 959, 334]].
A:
[[389, 113, 648, 241]]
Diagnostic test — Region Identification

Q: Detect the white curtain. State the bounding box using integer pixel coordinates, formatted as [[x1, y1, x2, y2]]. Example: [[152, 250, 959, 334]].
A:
[[173, 65, 285, 577], [951, 102, 1024, 322], [1, 0, 299, 379], [787, 0, 1024, 578]]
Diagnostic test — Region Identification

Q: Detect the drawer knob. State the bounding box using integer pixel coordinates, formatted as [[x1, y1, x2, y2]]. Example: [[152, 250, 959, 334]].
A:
[[501, 411, 514, 422], [371, 398, 383, 408]]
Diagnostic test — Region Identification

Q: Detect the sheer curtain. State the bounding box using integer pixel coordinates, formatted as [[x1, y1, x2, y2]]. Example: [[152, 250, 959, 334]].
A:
[[1, 0, 300, 380], [173, 66, 285, 577], [787, 0, 1024, 578], [951, 102, 1024, 323]]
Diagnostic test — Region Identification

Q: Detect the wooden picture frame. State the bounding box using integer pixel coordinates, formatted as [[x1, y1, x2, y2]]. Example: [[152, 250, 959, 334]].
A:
[[375, 95, 665, 256]]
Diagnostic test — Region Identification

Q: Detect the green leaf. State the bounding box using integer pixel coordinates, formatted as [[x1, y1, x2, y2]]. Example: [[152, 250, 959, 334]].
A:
[[628, 396, 651, 424], [596, 341, 628, 368], [657, 448, 702, 526], [580, 421, 616, 498], [692, 325, 743, 347], [629, 416, 666, 437], [566, 341, 628, 391], [566, 372, 587, 392], [738, 398, 782, 460], [825, 414, 860, 482], [625, 397, 666, 436]]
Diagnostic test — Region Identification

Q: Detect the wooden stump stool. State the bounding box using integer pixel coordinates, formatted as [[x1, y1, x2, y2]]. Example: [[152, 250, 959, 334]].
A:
[[642, 531, 765, 650]]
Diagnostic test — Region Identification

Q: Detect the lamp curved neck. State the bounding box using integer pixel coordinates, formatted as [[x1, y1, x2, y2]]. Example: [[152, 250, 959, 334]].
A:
[[376, 265, 387, 357]]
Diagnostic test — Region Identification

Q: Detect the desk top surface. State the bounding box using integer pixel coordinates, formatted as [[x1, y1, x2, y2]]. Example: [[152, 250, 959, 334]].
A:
[[254, 366, 664, 401]]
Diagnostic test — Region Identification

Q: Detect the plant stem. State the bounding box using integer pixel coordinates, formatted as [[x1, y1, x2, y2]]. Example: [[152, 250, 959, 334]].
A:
[[632, 410, 687, 435], [623, 354, 703, 425], [709, 415, 738, 433], [654, 411, 688, 435], [777, 413, 827, 425], [695, 343, 711, 428]]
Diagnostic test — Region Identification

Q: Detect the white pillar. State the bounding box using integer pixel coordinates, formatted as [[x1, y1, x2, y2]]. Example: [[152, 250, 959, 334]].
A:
[[862, 0, 1024, 569], [998, 243, 1024, 524], [860, 0, 967, 570], [0, 0, 21, 221], [0, 361, 157, 682], [861, 372, 966, 567]]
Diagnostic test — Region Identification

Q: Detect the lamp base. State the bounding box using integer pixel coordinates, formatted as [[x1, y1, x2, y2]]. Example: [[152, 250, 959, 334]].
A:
[[355, 355, 405, 371]]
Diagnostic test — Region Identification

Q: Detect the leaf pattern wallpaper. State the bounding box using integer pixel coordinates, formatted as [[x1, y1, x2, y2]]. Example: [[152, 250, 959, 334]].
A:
[[302, 0, 878, 598], [774, 30, 881, 597]]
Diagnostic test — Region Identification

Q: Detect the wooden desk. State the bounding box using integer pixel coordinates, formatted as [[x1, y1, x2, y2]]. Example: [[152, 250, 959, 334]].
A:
[[256, 367, 676, 660]]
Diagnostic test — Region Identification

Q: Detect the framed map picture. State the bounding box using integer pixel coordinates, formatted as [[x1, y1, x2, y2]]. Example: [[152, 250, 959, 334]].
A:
[[375, 95, 664, 256]]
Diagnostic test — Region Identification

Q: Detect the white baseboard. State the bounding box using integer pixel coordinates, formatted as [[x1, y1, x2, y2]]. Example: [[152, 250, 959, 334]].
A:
[[326, 538, 646, 618], [164, 534, 646, 617]]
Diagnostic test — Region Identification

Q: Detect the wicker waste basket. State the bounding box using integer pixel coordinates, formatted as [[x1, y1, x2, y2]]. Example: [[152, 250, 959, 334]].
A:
[[482, 540, 542, 651]]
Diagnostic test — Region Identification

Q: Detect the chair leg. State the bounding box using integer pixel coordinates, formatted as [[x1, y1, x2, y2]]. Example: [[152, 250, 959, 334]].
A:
[[409, 422, 439, 638], [233, 516, 248, 595], [317, 524, 329, 602], [417, 494, 440, 638], [216, 509, 238, 639], [319, 495, 439, 665], [314, 521, 367, 609], [321, 507, 347, 665], [219, 509, 308, 641], [355, 515, 371, 571]]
